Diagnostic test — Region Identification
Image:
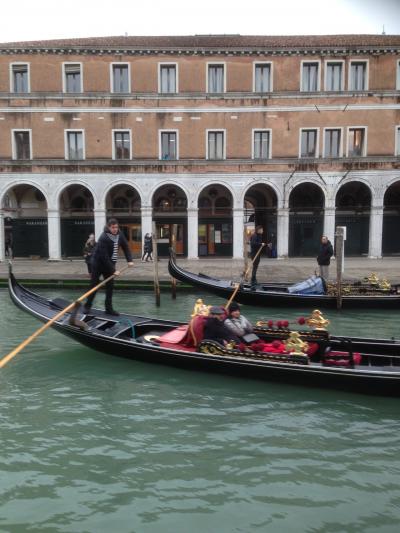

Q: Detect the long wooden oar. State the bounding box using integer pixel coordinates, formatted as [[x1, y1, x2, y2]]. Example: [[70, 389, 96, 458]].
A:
[[0, 265, 131, 369], [225, 243, 266, 309]]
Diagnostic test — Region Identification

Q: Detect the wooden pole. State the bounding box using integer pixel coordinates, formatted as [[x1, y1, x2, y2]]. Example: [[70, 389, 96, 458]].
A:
[[335, 226, 345, 310], [152, 222, 160, 307], [0, 264, 131, 369], [171, 224, 177, 299], [243, 226, 249, 281]]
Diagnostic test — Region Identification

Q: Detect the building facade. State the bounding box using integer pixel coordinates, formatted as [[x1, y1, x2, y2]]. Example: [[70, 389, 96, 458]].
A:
[[0, 34, 399, 261]]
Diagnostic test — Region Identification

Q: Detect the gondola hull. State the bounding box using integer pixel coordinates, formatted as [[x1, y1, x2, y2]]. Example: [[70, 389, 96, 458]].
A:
[[168, 252, 400, 309], [7, 269, 400, 397]]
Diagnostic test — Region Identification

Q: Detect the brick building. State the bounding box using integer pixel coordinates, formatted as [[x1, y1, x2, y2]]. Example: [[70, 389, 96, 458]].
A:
[[0, 34, 399, 261]]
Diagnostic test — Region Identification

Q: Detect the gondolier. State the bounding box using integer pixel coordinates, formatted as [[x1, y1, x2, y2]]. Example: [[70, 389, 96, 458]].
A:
[[250, 226, 265, 287], [317, 235, 334, 281], [83, 218, 133, 316]]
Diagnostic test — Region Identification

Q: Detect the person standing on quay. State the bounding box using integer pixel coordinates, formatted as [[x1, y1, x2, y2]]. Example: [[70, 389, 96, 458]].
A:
[[83, 218, 133, 316], [141, 233, 153, 262], [317, 235, 334, 281], [83, 233, 96, 275], [250, 225, 265, 287]]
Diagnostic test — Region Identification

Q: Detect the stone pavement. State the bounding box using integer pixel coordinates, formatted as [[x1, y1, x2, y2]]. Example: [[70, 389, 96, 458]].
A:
[[1, 256, 400, 283]]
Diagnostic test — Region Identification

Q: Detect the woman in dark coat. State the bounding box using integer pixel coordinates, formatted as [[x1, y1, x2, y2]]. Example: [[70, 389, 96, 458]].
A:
[[317, 235, 334, 280], [141, 233, 153, 262]]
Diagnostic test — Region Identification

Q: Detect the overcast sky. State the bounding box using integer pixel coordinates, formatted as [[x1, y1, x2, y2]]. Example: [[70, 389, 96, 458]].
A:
[[2, 0, 400, 43]]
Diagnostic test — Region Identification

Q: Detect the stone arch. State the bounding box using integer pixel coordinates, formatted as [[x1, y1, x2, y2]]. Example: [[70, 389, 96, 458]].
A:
[[383, 180, 400, 255], [288, 182, 325, 257], [244, 183, 278, 257], [1, 181, 49, 258], [335, 180, 371, 256]]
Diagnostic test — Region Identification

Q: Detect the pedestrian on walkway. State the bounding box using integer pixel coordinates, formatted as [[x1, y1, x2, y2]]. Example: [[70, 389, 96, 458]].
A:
[[317, 235, 334, 280], [83, 218, 133, 316], [5, 236, 12, 259], [83, 233, 96, 274], [250, 226, 265, 287], [141, 233, 153, 262]]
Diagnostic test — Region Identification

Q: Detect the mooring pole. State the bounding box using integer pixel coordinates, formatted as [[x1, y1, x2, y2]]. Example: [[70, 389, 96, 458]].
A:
[[152, 222, 160, 307], [335, 226, 345, 310], [171, 224, 177, 299]]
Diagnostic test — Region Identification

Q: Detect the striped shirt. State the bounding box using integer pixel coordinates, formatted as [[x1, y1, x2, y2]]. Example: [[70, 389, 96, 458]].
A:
[[107, 233, 120, 262]]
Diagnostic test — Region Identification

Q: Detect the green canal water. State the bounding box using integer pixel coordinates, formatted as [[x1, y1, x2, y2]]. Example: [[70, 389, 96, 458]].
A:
[[1, 288, 400, 532]]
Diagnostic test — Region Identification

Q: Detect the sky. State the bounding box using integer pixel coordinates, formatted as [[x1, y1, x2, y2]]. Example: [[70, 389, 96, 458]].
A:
[[1, 0, 400, 43]]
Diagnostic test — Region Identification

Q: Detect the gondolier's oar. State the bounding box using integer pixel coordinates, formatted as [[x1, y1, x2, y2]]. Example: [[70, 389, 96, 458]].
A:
[[0, 265, 132, 369], [225, 243, 266, 309]]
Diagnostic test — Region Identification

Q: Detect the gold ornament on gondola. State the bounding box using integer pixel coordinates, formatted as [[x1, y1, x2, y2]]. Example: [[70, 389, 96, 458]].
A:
[[379, 278, 391, 291], [306, 309, 330, 331], [284, 331, 309, 355], [366, 272, 379, 285], [191, 298, 210, 317]]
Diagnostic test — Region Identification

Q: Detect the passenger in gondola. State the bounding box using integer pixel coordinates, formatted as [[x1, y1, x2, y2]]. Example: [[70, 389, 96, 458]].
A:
[[203, 306, 240, 346], [250, 225, 265, 288], [83, 218, 133, 316], [224, 302, 254, 340]]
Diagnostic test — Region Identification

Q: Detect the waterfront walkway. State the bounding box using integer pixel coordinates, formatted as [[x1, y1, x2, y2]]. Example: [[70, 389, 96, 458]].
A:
[[1, 256, 400, 283]]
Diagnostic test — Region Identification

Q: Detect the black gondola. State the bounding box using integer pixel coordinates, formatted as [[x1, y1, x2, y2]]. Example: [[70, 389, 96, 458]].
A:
[[7, 266, 400, 397], [168, 250, 400, 309]]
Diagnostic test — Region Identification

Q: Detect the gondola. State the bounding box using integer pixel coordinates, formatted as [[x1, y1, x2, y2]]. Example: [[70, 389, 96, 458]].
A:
[[168, 250, 400, 309], [7, 266, 400, 397]]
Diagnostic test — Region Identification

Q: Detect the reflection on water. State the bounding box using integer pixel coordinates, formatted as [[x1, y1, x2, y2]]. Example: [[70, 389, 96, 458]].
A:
[[1, 288, 400, 532]]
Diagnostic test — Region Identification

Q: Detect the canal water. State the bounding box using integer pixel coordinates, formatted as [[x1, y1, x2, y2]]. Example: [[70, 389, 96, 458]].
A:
[[1, 288, 400, 532]]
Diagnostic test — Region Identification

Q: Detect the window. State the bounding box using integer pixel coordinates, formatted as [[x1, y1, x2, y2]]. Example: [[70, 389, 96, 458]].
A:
[[396, 127, 400, 156], [65, 131, 84, 160], [159, 64, 177, 93], [253, 130, 271, 159], [11, 63, 29, 93], [300, 129, 318, 158], [12, 130, 31, 159], [160, 131, 178, 160], [113, 130, 131, 160], [254, 63, 272, 92], [207, 131, 225, 159], [301, 62, 319, 92], [111, 63, 130, 93], [325, 61, 343, 91], [347, 127, 366, 157], [207, 64, 225, 93], [323, 129, 342, 158], [63, 63, 82, 93], [349, 61, 368, 91]]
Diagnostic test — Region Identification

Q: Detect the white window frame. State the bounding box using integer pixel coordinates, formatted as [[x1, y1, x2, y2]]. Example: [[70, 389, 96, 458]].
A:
[[324, 60, 345, 92], [158, 62, 178, 94], [253, 61, 273, 93], [395, 125, 400, 156], [62, 62, 83, 93], [252, 128, 272, 159], [158, 129, 179, 160], [11, 129, 32, 160], [322, 127, 343, 158], [64, 129, 85, 160], [206, 129, 226, 160], [396, 60, 400, 90], [112, 129, 132, 160], [348, 59, 369, 91], [10, 62, 30, 93], [206, 62, 226, 93], [110, 62, 131, 93], [299, 127, 320, 158], [346, 126, 368, 157], [300, 60, 321, 92]]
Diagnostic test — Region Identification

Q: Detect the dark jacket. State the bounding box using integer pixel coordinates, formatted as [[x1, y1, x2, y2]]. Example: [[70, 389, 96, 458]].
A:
[[317, 240, 334, 266], [250, 232, 263, 258], [144, 235, 153, 253], [203, 317, 241, 345], [91, 228, 132, 273]]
